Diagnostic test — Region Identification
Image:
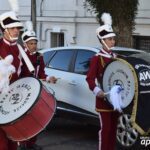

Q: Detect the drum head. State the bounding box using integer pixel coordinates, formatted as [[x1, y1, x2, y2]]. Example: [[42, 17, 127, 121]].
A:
[[0, 77, 41, 124], [102, 59, 136, 108]]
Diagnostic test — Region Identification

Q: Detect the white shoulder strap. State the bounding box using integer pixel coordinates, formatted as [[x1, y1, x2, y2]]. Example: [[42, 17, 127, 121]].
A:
[[17, 44, 35, 72]]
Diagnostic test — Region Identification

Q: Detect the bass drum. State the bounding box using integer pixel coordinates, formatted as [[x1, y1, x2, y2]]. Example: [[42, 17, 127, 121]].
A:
[[102, 55, 150, 135], [102, 57, 136, 109], [0, 77, 56, 141]]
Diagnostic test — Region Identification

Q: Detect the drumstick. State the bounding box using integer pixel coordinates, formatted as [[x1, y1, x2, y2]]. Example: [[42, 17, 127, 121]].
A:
[[104, 86, 124, 97], [40, 77, 61, 82], [104, 92, 110, 96]]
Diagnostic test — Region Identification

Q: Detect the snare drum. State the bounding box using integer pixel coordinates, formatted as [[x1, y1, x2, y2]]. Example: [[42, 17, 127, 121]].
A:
[[0, 77, 56, 141], [102, 55, 150, 135]]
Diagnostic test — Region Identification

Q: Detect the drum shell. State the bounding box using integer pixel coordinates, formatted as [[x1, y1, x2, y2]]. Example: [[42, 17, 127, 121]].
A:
[[0, 86, 56, 141]]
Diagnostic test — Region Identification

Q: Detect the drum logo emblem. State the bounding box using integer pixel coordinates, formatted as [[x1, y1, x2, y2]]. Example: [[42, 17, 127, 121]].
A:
[[106, 69, 132, 103], [113, 80, 124, 89], [9, 93, 22, 105]]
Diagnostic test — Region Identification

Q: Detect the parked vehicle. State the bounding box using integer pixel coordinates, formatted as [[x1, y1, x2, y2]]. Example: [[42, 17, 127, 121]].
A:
[[39, 46, 148, 149]]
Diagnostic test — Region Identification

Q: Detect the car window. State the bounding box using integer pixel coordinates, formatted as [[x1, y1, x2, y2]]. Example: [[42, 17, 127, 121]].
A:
[[43, 51, 55, 65], [48, 50, 73, 71], [74, 50, 95, 75]]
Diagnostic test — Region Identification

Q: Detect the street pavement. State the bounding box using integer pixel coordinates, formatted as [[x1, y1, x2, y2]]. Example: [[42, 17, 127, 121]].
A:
[[32, 118, 150, 150], [36, 118, 99, 150]]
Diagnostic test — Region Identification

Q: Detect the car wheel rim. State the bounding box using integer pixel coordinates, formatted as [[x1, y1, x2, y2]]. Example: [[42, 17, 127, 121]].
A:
[[117, 114, 139, 147]]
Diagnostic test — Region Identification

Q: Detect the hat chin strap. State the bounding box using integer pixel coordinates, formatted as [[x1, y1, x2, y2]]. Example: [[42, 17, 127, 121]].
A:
[[101, 39, 110, 51], [24, 43, 36, 55], [24, 43, 30, 52], [97, 35, 110, 51], [5, 29, 18, 41]]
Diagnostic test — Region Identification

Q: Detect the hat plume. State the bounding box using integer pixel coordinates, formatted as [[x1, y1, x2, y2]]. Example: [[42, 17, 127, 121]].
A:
[[8, 0, 19, 13], [101, 13, 112, 25], [25, 21, 33, 31]]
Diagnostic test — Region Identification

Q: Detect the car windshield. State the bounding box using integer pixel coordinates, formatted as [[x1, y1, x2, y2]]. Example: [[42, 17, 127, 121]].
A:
[[96, 47, 143, 56], [130, 52, 150, 63], [113, 50, 142, 56]]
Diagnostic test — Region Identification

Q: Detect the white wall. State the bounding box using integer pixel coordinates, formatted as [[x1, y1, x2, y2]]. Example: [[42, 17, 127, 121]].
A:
[[36, 0, 99, 48], [0, 0, 150, 49], [134, 0, 150, 36]]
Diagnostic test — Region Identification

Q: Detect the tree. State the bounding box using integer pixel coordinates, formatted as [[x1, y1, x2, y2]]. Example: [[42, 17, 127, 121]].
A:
[[85, 0, 139, 47]]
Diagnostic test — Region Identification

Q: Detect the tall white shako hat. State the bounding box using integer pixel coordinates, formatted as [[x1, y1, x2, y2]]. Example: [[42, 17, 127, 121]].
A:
[[22, 21, 38, 43], [96, 12, 116, 40], [0, 0, 23, 31]]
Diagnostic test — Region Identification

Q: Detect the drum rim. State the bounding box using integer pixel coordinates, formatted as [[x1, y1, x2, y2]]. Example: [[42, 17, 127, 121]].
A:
[[0, 77, 42, 125]]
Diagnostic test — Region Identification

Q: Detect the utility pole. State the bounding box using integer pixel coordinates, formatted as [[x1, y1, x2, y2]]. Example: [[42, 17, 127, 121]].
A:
[[31, 0, 36, 32]]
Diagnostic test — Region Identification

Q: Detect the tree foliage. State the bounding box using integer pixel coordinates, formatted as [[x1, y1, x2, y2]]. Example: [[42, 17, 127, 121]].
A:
[[85, 0, 139, 47]]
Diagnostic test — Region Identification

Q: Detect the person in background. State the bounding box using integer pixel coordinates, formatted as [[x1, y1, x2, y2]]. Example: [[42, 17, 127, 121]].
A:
[[21, 21, 57, 83], [0, 10, 23, 150], [19, 21, 57, 150], [86, 12, 120, 150]]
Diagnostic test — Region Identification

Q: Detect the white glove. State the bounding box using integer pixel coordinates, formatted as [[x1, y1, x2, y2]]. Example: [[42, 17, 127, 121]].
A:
[[108, 85, 124, 112], [0, 55, 16, 93]]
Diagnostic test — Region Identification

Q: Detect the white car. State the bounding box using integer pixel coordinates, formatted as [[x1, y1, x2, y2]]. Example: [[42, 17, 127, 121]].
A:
[[39, 46, 147, 149]]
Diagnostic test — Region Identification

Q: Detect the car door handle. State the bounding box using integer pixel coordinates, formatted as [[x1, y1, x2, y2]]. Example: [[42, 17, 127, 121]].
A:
[[68, 81, 77, 86]]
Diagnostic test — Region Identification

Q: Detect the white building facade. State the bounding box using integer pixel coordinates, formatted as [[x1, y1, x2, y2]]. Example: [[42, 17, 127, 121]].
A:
[[0, 0, 150, 50]]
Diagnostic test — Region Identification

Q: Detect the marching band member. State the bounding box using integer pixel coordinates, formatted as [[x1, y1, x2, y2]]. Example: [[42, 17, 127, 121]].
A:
[[86, 12, 120, 150], [21, 21, 57, 83], [0, 10, 23, 150], [19, 21, 57, 150]]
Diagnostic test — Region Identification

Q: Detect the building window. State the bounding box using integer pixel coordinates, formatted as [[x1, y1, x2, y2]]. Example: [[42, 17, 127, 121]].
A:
[[51, 32, 64, 47], [133, 36, 150, 52]]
